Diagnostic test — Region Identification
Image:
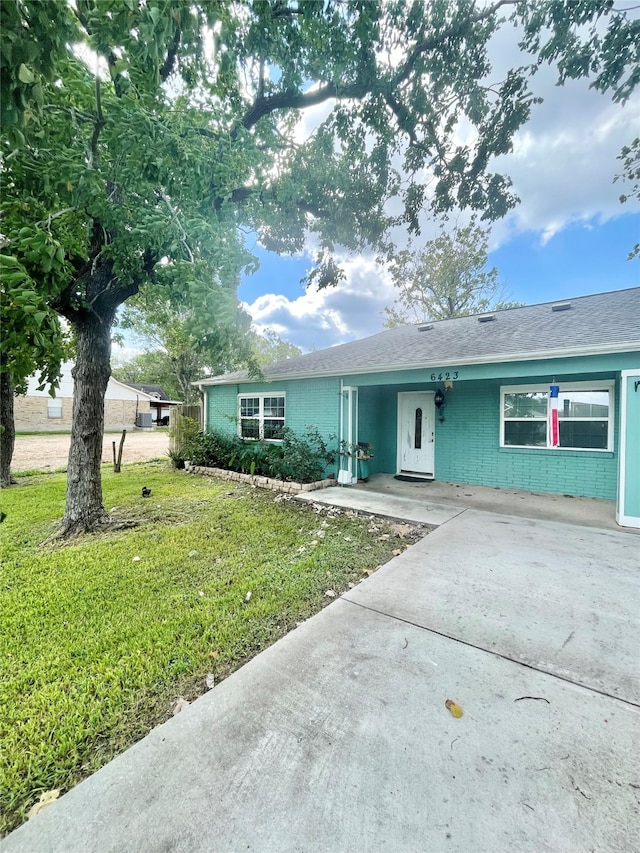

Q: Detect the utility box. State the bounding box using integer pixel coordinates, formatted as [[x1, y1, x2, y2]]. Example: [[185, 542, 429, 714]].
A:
[[136, 412, 153, 428]]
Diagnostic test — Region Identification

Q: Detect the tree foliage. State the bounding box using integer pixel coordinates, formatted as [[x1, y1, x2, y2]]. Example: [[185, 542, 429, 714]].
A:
[[250, 329, 302, 367], [615, 136, 640, 260], [1, 0, 637, 530], [117, 295, 254, 404], [383, 218, 520, 324]]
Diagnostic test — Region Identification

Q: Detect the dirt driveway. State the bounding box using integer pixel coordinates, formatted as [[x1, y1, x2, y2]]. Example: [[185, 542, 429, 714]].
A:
[[12, 431, 170, 472]]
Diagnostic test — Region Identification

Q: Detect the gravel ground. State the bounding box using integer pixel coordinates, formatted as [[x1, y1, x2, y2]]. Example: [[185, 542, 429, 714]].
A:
[[12, 431, 170, 472]]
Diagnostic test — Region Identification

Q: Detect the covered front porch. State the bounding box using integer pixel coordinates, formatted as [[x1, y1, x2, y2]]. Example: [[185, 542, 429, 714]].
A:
[[301, 472, 627, 533], [337, 361, 621, 505]]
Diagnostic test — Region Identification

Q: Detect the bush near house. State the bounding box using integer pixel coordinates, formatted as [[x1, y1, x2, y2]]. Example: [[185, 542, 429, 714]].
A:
[[182, 426, 336, 484]]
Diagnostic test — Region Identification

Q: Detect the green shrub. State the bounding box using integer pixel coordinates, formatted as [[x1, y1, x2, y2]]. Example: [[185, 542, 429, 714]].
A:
[[186, 427, 335, 483], [280, 426, 334, 483], [170, 415, 201, 463]]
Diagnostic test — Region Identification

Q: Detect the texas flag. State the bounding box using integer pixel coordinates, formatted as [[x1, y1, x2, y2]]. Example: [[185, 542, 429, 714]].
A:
[[549, 384, 560, 447]]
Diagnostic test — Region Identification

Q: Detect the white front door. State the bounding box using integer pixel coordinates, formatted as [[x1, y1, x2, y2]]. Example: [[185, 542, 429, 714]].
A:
[[397, 392, 435, 478]]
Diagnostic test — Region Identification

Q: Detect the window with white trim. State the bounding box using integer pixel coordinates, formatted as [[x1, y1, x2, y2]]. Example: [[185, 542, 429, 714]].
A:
[[47, 397, 62, 419], [238, 394, 285, 440], [500, 382, 613, 451]]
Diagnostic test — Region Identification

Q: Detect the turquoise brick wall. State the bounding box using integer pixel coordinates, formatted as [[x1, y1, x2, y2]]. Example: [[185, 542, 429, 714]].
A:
[[206, 378, 341, 442], [204, 356, 626, 500], [433, 379, 618, 500], [205, 385, 239, 435], [204, 378, 342, 476]]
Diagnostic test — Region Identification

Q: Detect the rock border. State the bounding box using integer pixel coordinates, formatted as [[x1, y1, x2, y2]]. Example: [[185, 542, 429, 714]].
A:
[[187, 465, 336, 494]]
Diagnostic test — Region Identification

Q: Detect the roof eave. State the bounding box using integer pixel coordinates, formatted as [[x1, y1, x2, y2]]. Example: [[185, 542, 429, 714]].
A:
[[197, 341, 640, 386]]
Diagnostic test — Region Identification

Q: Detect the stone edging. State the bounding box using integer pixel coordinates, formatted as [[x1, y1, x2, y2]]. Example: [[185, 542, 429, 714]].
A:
[[187, 465, 336, 493]]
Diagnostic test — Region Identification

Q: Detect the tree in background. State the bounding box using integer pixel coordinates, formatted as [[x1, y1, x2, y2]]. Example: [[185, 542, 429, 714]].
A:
[[113, 326, 302, 400], [117, 295, 254, 404], [250, 329, 302, 368], [112, 351, 179, 400], [0, 255, 70, 487], [383, 219, 521, 325], [1, 1, 637, 534]]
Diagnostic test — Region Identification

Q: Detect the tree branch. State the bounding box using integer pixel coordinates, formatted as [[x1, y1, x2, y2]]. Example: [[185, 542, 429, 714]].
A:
[[90, 75, 105, 169], [214, 185, 329, 219], [160, 27, 182, 83], [391, 0, 517, 90], [239, 0, 518, 135], [240, 80, 370, 131]]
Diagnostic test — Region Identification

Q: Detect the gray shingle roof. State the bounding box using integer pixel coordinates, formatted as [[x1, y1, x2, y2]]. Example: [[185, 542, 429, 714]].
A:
[[124, 383, 171, 400], [201, 288, 640, 385]]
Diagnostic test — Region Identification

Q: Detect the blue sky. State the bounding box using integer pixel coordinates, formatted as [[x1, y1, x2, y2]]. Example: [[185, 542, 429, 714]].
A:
[[239, 213, 639, 316], [116, 13, 639, 363], [239, 211, 639, 352], [236, 22, 640, 354]]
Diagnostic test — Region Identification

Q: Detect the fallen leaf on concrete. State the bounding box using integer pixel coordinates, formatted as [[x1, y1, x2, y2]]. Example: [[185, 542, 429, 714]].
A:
[[445, 699, 464, 718], [173, 697, 190, 715], [205, 673, 215, 690], [28, 790, 60, 820]]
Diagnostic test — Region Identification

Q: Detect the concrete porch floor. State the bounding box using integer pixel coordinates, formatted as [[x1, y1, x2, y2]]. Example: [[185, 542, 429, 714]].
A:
[[345, 474, 632, 532]]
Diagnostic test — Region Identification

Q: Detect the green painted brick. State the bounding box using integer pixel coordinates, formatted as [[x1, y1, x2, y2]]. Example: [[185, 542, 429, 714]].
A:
[[204, 360, 623, 500]]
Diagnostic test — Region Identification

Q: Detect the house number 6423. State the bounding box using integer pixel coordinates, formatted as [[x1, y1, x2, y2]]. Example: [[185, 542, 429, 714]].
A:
[[430, 370, 459, 381]]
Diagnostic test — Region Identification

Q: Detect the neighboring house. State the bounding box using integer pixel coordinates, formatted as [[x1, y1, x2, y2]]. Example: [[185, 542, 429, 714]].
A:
[[14, 363, 154, 432], [199, 288, 640, 527], [122, 384, 181, 425]]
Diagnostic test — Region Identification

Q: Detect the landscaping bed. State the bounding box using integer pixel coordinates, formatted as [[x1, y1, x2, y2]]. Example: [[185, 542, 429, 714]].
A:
[[0, 462, 429, 834]]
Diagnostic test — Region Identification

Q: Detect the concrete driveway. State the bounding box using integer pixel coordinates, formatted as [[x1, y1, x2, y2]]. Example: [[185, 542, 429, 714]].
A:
[[3, 510, 639, 853]]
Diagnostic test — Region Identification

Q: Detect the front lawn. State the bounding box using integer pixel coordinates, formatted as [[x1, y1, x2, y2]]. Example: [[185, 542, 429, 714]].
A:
[[0, 463, 426, 834]]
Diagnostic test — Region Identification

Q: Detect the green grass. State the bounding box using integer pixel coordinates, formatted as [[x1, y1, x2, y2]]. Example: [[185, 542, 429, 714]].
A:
[[0, 463, 426, 834]]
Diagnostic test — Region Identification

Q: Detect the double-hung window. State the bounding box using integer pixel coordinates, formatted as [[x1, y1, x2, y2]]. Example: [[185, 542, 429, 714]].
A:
[[238, 394, 285, 440], [501, 381, 613, 451]]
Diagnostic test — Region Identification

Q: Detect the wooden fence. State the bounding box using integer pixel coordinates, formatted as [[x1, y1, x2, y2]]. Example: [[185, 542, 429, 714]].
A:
[[169, 404, 202, 455]]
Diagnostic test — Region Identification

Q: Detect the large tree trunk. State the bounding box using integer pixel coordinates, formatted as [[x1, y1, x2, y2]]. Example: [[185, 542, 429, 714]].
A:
[[0, 370, 16, 488], [58, 312, 113, 535]]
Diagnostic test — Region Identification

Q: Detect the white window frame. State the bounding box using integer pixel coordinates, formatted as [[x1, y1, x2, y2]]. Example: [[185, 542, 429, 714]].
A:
[[500, 380, 614, 452], [238, 392, 286, 441], [47, 397, 62, 419]]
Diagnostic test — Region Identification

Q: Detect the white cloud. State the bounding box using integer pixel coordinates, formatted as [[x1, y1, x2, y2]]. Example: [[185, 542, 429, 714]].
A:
[[245, 16, 639, 351], [245, 255, 393, 351]]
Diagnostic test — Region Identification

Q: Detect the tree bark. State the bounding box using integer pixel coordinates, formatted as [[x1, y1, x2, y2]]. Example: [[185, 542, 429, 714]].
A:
[[58, 311, 113, 535], [0, 371, 16, 488]]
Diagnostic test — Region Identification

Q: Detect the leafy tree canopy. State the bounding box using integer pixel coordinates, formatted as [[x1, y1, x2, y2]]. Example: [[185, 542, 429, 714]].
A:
[[117, 291, 254, 403], [615, 136, 640, 260], [1, 0, 637, 529], [250, 328, 302, 367], [383, 218, 522, 325]]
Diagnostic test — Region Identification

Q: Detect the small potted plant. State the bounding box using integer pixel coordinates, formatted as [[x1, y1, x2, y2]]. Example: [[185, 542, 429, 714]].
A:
[[356, 442, 373, 482]]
